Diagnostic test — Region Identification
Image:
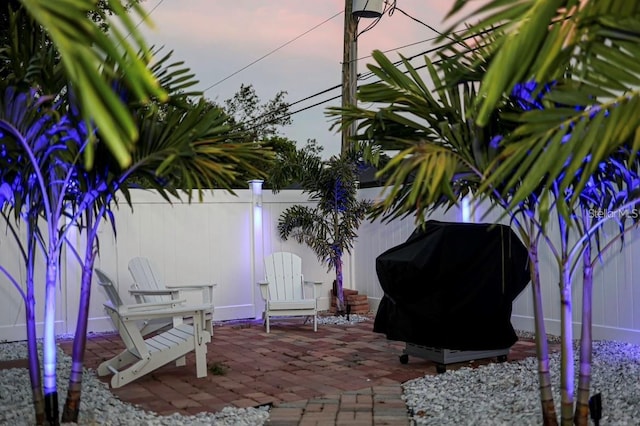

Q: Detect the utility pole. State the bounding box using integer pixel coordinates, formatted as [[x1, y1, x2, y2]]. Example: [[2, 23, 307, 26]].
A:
[[341, 0, 358, 154]]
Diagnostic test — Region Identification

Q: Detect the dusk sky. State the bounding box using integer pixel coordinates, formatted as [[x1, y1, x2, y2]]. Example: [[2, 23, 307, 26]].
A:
[[139, 1, 476, 158]]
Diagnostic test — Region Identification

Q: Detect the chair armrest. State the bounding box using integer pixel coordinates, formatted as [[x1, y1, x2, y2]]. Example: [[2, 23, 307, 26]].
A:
[[118, 298, 187, 312], [129, 289, 179, 296], [303, 281, 322, 299], [132, 284, 216, 306], [165, 283, 217, 290], [258, 281, 269, 301], [107, 300, 212, 321], [168, 284, 216, 306], [104, 299, 186, 313]]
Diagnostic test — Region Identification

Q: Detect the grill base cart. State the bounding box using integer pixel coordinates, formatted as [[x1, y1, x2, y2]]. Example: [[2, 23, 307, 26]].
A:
[[399, 342, 509, 373]]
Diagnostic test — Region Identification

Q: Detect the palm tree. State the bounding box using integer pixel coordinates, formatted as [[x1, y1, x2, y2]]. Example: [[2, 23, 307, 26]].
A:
[[58, 54, 271, 422], [1, 85, 272, 426], [0, 85, 78, 425], [329, 49, 563, 423], [442, 3, 640, 424], [60, 100, 270, 423], [571, 154, 640, 423], [331, 1, 640, 423], [1, 5, 273, 424], [0, 88, 49, 426], [277, 156, 371, 312]]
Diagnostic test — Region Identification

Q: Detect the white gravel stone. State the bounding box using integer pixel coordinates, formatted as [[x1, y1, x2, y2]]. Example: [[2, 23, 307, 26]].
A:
[[317, 314, 370, 325], [403, 339, 640, 425], [0, 342, 269, 425]]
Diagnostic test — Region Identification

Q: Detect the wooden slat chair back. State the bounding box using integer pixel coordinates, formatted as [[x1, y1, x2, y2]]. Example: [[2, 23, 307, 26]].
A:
[[95, 268, 124, 307], [265, 251, 305, 301], [258, 252, 322, 333], [128, 257, 215, 308], [94, 268, 211, 388], [95, 268, 140, 357], [128, 256, 170, 304], [127, 257, 215, 336], [96, 267, 174, 337]]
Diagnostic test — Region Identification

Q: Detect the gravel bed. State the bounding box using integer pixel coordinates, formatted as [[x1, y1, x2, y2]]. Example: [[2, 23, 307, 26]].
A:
[[0, 342, 269, 425], [316, 313, 370, 325], [5, 326, 637, 425], [403, 340, 640, 425]]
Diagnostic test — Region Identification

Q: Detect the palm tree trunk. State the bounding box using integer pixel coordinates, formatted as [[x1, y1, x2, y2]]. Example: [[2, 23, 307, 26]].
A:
[[43, 257, 60, 426], [26, 293, 45, 425], [529, 240, 558, 425], [574, 218, 593, 425], [26, 235, 45, 426], [62, 219, 97, 423], [335, 255, 345, 312], [559, 260, 574, 426]]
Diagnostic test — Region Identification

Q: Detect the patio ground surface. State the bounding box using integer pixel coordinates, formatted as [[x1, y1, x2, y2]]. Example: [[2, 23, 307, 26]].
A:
[[56, 316, 559, 425]]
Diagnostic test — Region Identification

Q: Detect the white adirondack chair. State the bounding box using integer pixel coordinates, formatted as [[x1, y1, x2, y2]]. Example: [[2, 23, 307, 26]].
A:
[[95, 268, 166, 337], [94, 268, 211, 388], [128, 256, 215, 330], [258, 252, 322, 333]]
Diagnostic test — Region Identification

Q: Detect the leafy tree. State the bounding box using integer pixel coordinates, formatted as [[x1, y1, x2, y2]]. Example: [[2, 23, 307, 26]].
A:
[[190, 84, 305, 190], [218, 83, 291, 141], [266, 138, 323, 191]]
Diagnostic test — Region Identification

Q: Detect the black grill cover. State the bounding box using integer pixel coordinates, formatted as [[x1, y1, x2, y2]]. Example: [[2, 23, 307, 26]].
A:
[[374, 220, 530, 350]]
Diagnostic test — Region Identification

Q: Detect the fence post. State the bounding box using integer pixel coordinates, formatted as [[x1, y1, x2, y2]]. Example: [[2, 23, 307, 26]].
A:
[[249, 180, 265, 319]]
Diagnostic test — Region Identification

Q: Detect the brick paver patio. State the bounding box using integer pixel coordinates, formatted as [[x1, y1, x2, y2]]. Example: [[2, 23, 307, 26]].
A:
[[51, 316, 557, 425]]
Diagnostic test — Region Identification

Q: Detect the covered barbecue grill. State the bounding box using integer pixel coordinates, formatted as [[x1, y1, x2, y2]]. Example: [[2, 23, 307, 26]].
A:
[[374, 220, 530, 371]]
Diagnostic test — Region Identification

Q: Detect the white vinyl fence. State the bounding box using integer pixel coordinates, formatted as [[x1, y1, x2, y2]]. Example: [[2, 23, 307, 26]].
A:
[[1, 186, 639, 344]]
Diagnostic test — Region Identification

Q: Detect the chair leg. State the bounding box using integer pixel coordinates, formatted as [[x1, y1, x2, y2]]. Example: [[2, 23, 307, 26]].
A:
[[97, 350, 138, 376], [195, 341, 207, 378], [266, 315, 270, 333], [313, 314, 317, 332]]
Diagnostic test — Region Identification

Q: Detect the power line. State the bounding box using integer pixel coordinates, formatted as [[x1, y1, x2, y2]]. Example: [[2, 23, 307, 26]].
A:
[[213, 2, 462, 130], [391, 6, 466, 50], [240, 31, 473, 130], [203, 10, 343, 93], [354, 26, 468, 63], [241, 31, 492, 135], [288, 94, 342, 117], [139, 0, 166, 28], [358, 24, 498, 81], [122, 0, 165, 42], [247, 44, 485, 134]]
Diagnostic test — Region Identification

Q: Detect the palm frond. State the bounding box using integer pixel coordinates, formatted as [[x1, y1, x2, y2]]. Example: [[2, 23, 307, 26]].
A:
[[21, 0, 167, 169], [328, 50, 494, 224], [482, 89, 640, 222], [120, 100, 272, 200]]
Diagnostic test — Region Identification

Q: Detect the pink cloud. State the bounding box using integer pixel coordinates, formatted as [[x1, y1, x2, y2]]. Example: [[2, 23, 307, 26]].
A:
[[148, 1, 345, 61]]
